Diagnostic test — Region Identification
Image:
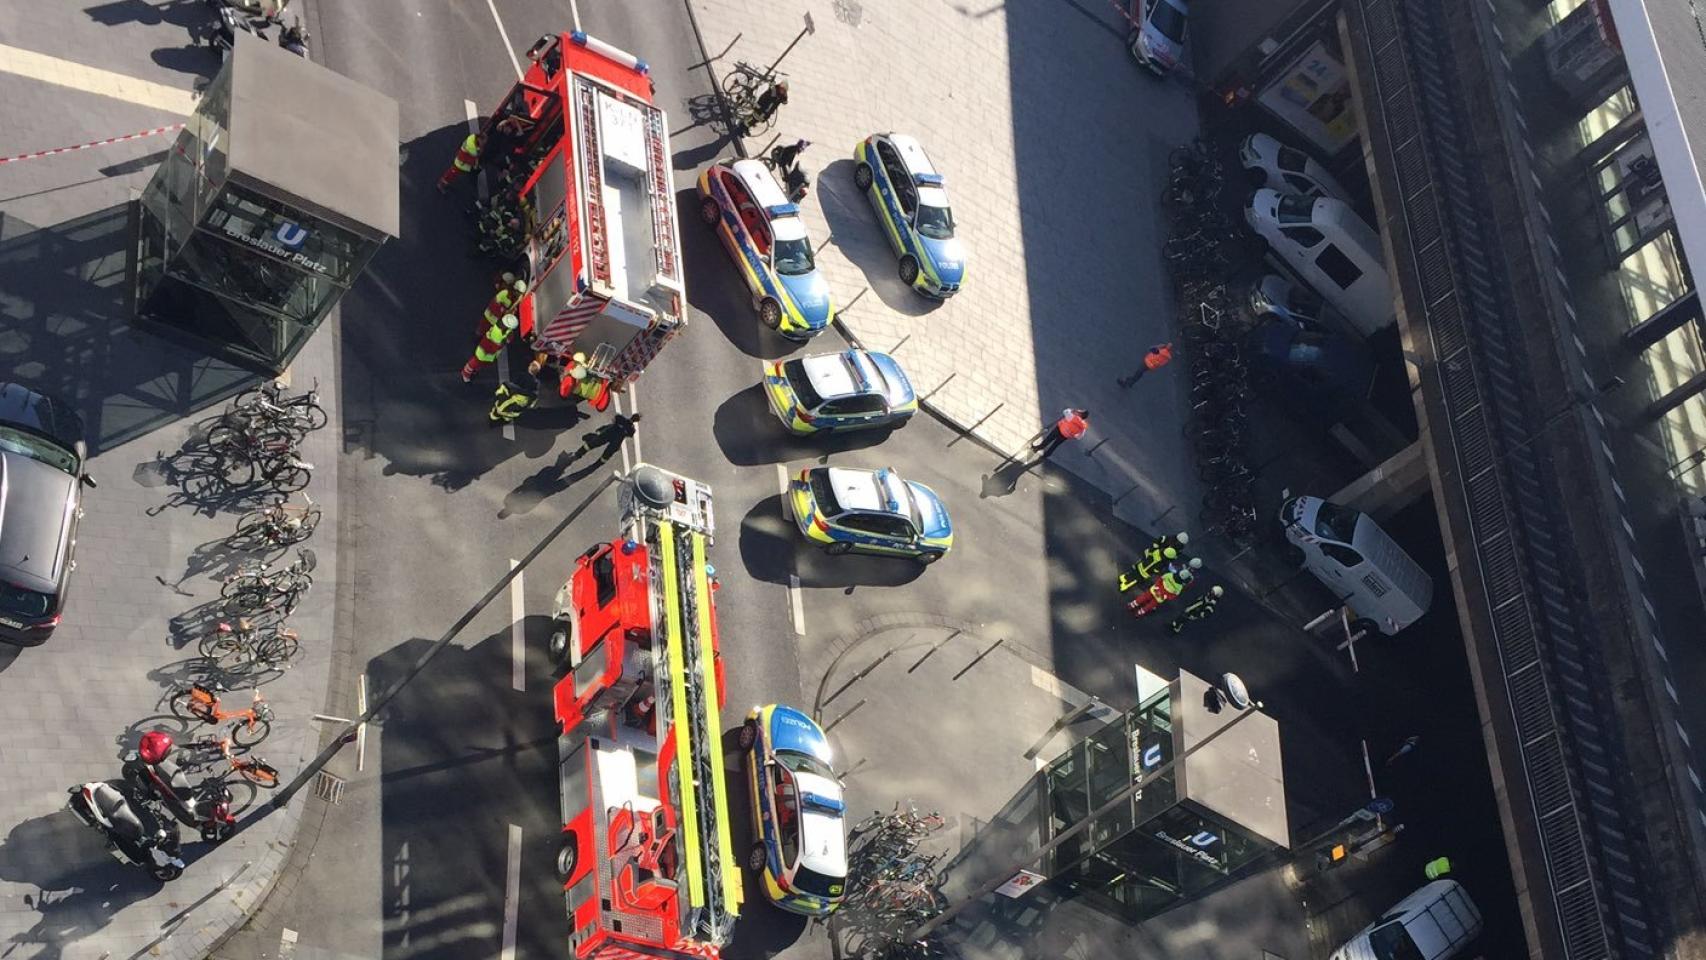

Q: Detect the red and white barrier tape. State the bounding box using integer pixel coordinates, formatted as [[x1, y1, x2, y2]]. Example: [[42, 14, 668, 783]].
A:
[[0, 123, 186, 166]]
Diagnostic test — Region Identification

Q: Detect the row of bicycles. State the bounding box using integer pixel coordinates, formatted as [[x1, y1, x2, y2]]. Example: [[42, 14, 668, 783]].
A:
[[1180, 283, 1260, 543], [837, 803, 951, 960], [77, 380, 331, 880], [1161, 137, 1255, 286]]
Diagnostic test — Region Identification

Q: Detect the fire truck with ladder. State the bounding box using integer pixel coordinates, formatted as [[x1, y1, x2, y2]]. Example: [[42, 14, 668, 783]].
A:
[[549, 465, 742, 959], [477, 31, 686, 388]]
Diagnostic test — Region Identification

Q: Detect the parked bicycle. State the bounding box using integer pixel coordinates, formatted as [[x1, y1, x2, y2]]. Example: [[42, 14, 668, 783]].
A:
[[721, 60, 788, 134], [221, 547, 315, 618], [204, 422, 314, 490], [230, 493, 321, 549], [178, 733, 280, 789], [225, 379, 328, 436], [199, 617, 301, 676], [170, 682, 272, 747]]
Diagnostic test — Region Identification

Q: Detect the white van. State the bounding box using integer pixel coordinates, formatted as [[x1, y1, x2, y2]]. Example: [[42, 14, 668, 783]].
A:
[[1331, 880, 1483, 960], [1245, 189, 1394, 338], [1280, 495, 1434, 636]]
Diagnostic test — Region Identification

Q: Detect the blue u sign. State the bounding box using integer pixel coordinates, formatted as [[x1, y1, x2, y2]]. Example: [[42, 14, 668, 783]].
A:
[[1142, 744, 1162, 769], [1188, 830, 1219, 848], [275, 221, 309, 249]]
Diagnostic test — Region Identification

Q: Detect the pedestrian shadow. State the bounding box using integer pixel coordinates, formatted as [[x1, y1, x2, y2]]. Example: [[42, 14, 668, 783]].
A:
[[677, 187, 796, 361], [979, 457, 1035, 498], [814, 159, 943, 320], [738, 496, 926, 588], [498, 449, 608, 519], [712, 384, 895, 466], [150, 43, 219, 79]]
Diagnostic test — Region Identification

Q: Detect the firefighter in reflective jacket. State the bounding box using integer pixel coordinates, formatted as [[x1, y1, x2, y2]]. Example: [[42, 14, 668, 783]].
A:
[[559, 352, 612, 410], [1119, 546, 1177, 593], [437, 132, 483, 193], [480, 276, 528, 333], [462, 313, 519, 382], [1129, 567, 1194, 618], [488, 376, 539, 425], [1168, 585, 1224, 634]]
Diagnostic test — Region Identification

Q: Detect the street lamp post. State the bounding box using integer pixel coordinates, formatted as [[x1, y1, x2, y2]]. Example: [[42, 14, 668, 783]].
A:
[[903, 695, 1268, 944]]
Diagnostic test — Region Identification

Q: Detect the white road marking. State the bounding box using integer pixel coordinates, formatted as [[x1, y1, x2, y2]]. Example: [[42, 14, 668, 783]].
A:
[[0, 42, 196, 114], [778, 464, 805, 635], [501, 823, 523, 960], [510, 559, 526, 692], [483, 0, 525, 80]]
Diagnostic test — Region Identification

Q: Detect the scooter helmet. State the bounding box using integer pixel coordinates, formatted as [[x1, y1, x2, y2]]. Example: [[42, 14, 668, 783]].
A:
[[139, 731, 175, 764]]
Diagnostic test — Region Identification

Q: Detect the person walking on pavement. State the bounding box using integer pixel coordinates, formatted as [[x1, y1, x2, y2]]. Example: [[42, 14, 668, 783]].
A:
[[571, 413, 644, 464], [1423, 856, 1453, 881], [488, 374, 540, 426], [1129, 566, 1194, 617], [462, 313, 520, 383], [1118, 343, 1174, 388], [1168, 585, 1224, 634], [437, 131, 483, 193], [1030, 408, 1089, 462], [1385, 734, 1420, 766]]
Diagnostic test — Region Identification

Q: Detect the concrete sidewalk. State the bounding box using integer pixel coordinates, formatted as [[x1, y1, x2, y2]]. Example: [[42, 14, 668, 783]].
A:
[[0, 7, 345, 958], [686, 0, 1204, 533]]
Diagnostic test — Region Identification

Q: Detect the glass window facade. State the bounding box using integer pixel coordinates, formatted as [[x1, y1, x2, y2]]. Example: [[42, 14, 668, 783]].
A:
[[133, 61, 385, 374], [1039, 683, 1283, 923]]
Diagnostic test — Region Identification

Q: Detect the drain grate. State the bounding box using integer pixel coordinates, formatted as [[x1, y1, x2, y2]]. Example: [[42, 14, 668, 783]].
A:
[[314, 771, 345, 805]]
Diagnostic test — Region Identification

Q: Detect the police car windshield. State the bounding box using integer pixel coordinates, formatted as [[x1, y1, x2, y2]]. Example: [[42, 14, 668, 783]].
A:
[[914, 203, 955, 240], [808, 470, 842, 517], [772, 237, 816, 276], [1150, 0, 1186, 42], [776, 749, 836, 780], [782, 359, 823, 408]]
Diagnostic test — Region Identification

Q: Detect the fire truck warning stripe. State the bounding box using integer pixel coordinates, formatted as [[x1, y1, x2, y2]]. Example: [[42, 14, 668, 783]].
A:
[[659, 521, 706, 908], [692, 533, 743, 909]]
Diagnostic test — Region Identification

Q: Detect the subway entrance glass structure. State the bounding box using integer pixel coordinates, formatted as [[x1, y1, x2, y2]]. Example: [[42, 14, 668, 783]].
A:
[[1039, 671, 1290, 922], [132, 33, 398, 374]]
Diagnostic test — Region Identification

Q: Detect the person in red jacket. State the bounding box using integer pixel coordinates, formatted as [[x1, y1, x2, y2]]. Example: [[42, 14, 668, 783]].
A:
[[1119, 343, 1173, 388], [1029, 408, 1089, 463]]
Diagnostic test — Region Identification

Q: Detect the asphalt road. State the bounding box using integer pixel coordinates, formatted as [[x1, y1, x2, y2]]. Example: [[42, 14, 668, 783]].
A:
[[204, 3, 1519, 960]]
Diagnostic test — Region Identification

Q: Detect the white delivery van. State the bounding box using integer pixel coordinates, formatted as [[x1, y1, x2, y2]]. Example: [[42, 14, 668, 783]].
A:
[[1279, 495, 1434, 636], [1245, 189, 1395, 338], [1331, 879, 1483, 960]]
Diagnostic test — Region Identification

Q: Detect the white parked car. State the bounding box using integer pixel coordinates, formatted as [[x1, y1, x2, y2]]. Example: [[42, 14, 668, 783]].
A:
[[1279, 495, 1433, 636], [1239, 133, 1350, 203], [1126, 0, 1188, 75], [1330, 880, 1482, 960], [1245, 189, 1395, 337]]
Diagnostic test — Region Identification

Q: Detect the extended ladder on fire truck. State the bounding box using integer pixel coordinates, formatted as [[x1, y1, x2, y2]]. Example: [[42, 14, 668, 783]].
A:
[[620, 468, 742, 946]]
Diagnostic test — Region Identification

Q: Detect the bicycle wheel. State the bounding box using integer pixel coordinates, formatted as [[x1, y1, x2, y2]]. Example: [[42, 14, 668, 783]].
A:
[[169, 688, 215, 724], [238, 758, 280, 788], [223, 585, 280, 618], [230, 714, 272, 749], [287, 506, 323, 543], [257, 631, 300, 668], [267, 463, 312, 493], [231, 509, 274, 545], [198, 631, 248, 664], [287, 400, 328, 432], [721, 68, 759, 104]]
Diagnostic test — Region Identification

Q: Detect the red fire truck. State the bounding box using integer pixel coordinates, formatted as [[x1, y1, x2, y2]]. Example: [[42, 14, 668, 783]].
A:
[[549, 465, 742, 959], [479, 31, 686, 387]]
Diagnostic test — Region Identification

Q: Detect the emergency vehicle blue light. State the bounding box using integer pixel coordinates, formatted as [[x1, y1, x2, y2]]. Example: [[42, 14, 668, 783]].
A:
[[765, 204, 800, 218]]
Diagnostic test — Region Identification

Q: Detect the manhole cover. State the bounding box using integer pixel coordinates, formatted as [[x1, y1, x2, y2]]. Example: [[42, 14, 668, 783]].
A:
[[313, 771, 345, 804]]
